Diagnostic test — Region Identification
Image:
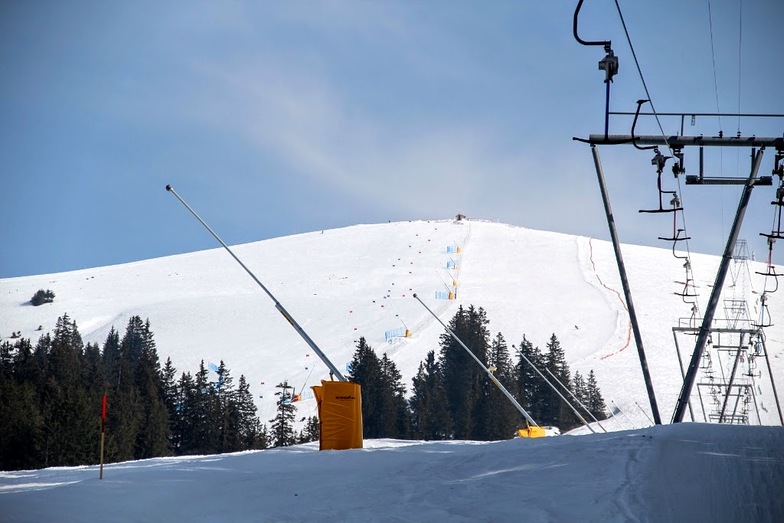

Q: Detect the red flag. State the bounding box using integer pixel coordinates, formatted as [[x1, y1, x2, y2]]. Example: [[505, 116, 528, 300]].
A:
[[101, 395, 107, 419]]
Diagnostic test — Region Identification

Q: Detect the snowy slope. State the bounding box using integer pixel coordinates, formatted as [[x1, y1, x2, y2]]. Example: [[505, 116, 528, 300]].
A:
[[1, 423, 782, 522], [1, 219, 782, 428]]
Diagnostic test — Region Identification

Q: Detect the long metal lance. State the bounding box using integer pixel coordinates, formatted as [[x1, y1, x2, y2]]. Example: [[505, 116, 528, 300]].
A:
[[544, 367, 607, 433], [518, 350, 595, 434], [165, 184, 346, 381], [412, 294, 538, 426], [634, 401, 654, 426]]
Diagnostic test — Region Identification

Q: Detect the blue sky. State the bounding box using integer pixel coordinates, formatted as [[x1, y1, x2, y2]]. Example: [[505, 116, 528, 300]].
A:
[[2, 0, 783, 278]]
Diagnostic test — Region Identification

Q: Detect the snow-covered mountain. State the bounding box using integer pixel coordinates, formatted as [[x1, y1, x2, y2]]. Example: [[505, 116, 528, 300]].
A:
[[1, 219, 782, 428]]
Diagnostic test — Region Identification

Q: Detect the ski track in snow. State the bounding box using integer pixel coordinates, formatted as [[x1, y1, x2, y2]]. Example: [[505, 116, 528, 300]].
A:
[[614, 432, 651, 523], [583, 237, 633, 360]]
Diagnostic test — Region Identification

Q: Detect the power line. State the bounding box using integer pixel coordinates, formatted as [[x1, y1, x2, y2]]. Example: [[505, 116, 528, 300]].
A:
[[706, 0, 722, 131], [737, 0, 744, 135], [707, 0, 727, 241]]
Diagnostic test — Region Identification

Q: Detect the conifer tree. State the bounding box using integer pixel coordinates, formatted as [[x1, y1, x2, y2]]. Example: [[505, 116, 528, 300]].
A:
[[123, 317, 170, 458], [0, 340, 12, 376], [348, 337, 384, 437], [572, 371, 586, 407], [105, 325, 141, 463], [513, 336, 546, 422], [82, 341, 105, 396], [179, 362, 218, 454], [270, 380, 297, 447], [298, 416, 320, 444], [257, 423, 271, 450], [409, 351, 451, 440], [236, 374, 265, 449], [348, 337, 410, 439], [0, 338, 44, 470], [439, 305, 490, 439], [173, 371, 196, 453], [42, 315, 93, 466], [585, 370, 608, 420], [14, 336, 42, 387], [160, 357, 179, 448], [379, 352, 411, 439], [191, 360, 219, 453], [475, 332, 518, 440], [122, 316, 147, 366], [214, 361, 242, 453], [543, 334, 577, 430], [101, 328, 121, 390]]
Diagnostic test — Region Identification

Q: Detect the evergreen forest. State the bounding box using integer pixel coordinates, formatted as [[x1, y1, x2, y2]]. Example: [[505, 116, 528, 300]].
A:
[[1, 305, 607, 471], [0, 315, 315, 471]]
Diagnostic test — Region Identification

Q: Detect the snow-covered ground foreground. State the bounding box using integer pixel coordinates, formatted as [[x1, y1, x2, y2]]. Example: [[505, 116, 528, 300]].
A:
[[1, 423, 782, 522]]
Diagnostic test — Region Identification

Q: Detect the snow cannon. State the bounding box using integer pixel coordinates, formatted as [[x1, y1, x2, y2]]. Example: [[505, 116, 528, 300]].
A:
[[312, 380, 363, 450], [165, 184, 364, 451]]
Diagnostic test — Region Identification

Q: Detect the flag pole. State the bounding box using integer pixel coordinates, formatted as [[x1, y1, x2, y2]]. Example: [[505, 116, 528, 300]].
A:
[[99, 393, 107, 480]]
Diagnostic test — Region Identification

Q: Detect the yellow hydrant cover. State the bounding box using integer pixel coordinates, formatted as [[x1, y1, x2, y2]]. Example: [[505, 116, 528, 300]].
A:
[[311, 380, 363, 450]]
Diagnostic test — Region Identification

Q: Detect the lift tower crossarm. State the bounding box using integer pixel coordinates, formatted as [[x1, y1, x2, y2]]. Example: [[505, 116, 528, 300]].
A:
[[165, 184, 347, 382], [584, 134, 784, 148]]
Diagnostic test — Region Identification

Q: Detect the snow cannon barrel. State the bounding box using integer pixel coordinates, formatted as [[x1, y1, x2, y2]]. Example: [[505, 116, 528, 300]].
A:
[[165, 184, 172, 191], [312, 380, 363, 450]]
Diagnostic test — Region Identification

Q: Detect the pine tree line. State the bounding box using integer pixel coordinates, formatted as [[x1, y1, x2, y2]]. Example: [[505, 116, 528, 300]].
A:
[[0, 314, 300, 471], [350, 305, 608, 441], [1, 304, 608, 469]]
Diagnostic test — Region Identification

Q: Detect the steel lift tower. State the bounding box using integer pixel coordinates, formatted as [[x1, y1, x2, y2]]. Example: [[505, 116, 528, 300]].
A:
[[572, 0, 783, 425]]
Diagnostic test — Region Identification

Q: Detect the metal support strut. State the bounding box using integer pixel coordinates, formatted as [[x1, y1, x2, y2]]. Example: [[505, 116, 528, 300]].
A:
[[590, 145, 662, 424], [165, 184, 346, 381], [671, 148, 765, 423]]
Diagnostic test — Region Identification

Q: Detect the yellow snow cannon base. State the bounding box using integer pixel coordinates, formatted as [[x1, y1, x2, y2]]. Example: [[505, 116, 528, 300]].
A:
[[516, 426, 546, 438]]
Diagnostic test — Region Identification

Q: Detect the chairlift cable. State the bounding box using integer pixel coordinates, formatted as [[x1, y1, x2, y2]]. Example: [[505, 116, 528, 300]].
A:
[[612, 0, 669, 155], [613, 0, 704, 316]]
